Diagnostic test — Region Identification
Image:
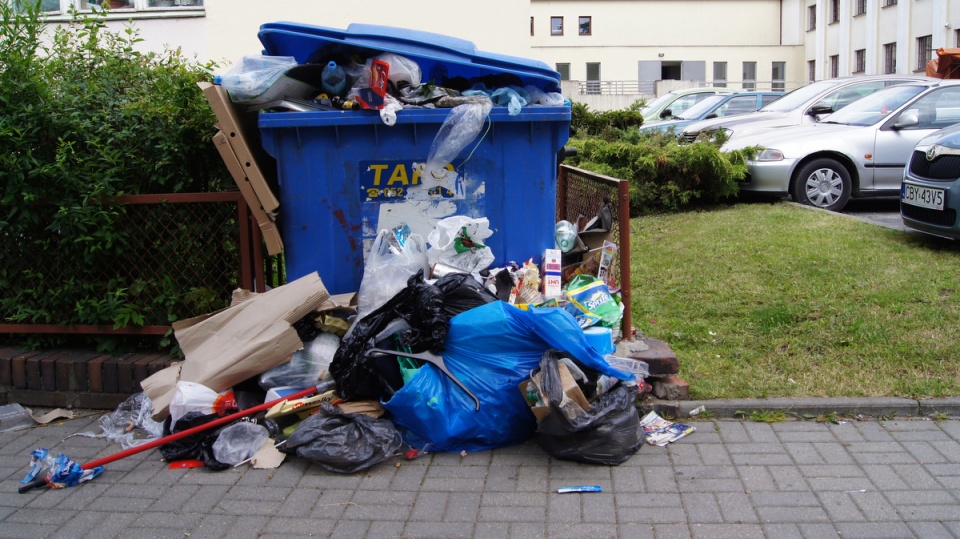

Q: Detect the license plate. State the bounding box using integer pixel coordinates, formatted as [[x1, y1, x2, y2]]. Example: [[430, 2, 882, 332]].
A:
[[902, 184, 945, 211]]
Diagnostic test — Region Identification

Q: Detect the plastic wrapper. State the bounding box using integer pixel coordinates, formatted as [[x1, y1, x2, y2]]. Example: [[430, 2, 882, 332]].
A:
[[217, 55, 298, 101], [524, 85, 566, 106], [426, 215, 495, 273], [260, 332, 340, 390], [21, 448, 53, 484], [67, 393, 165, 450], [533, 351, 645, 465], [212, 421, 270, 466], [565, 275, 622, 327], [332, 270, 448, 401], [383, 301, 633, 453], [357, 225, 429, 320], [168, 381, 238, 426], [283, 402, 403, 474], [46, 453, 103, 489], [421, 98, 493, 186], [374, 52, 421, 89]]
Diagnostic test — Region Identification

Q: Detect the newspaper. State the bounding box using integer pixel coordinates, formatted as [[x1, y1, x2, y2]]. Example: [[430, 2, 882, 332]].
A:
[[640, 411, 695, 446]]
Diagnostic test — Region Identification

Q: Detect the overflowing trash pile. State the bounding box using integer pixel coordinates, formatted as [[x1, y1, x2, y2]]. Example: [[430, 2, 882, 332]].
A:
[[15, 23, 673, 493]]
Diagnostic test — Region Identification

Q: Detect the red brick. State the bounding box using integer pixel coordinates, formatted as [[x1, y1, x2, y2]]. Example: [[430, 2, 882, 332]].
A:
[[621, 337, 679, 376], [25, 350, 55, 390], [11, 350, 42, 389], [652, 374, 690, 401]]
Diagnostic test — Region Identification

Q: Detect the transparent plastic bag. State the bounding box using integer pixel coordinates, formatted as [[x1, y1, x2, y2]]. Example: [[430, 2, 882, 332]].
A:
[[212, 421, 270, 466], [374, 52, 421, 88], [66, 393, 164, 450], [357, 226, 429, 320], [260, 332, 340, 390], [524, 85, 566, 106], [420, 98, 493, 185], [216, 55, 298, 101]]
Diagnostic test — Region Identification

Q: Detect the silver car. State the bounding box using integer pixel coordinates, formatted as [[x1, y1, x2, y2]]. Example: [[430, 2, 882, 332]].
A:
[[678, 75, 933, 144], [723, 80, 960, 211]]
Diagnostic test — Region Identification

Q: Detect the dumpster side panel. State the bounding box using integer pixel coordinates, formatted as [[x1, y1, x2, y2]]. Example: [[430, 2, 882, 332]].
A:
[[260, 108, 570, 295]]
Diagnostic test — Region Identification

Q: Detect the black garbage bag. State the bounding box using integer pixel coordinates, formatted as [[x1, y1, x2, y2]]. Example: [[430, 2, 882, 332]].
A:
[[281, 403, 404, 474], [434, 272, 499, 318], [533, 350, 645, 466], [159, 412, 230, 471], [330, 270, 448, 401]]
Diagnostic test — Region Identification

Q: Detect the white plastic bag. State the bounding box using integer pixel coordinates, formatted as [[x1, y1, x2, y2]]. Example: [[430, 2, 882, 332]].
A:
[[217, 55, 298, 101], [259, 332, 340, 390], [374, 52, 421, 88], [357, 226, 429, 319], [426, 215, 495, 273], [168, 381, 237, 426], [212, 422, 270, 466]]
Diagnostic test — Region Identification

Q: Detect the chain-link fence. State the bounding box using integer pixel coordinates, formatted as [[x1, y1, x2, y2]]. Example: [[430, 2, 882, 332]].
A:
[[557, 164, 633, 338], [0, 192, 262, 335]]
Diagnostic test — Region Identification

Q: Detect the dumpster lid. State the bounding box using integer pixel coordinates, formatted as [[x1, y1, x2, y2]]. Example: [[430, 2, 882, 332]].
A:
[[258, 22, 562, 93]]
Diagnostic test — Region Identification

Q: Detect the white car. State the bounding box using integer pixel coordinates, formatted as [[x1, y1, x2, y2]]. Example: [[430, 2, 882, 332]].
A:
[[678, 75, 933, 144], [723, 80, 960, 211]]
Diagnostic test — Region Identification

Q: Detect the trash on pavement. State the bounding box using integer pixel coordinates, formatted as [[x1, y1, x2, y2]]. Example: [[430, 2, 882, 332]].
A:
[[67, 393, 164, 449], [639, 411, 696, 446], [211, 421, 270, 467], [557, 485, 603, 493], [526, 350, 645, 466], [282, 402, 404, 474], [140, 271, 330, 419]]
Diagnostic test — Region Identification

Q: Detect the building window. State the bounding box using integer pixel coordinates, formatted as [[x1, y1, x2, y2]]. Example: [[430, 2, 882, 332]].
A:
[[551, 16, 563, 36], [772, 62, 785, 91], [31, 0, 203, 11], [917, 35, 933, 71], [854, 49, 866, 73], [957, 29, 960, 47], [808, 60, 816, 82], [829, 55, 839, 78], [530, 17, 534, 36], [882, 0, 897, 6], [556, 63, 570, 81], [742, 61, 757, 91], [713, 62, 727, 88], [884, 42, 897, 73], [830, 0, 839, 23], [854, 0, 866, 16], [578, 16, 591, 36], [807, 5, 816, 31]]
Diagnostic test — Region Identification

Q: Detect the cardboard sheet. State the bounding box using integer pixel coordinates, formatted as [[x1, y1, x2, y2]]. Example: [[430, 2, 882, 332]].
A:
[[141, 272, 330, 419]]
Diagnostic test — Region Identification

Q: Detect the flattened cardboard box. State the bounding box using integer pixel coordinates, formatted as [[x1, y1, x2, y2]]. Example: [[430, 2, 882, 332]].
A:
[[519, 361, 591, 422], [141, 271, 330, 419], [199, 81, 280, 212], [213, 130, 283, 255]]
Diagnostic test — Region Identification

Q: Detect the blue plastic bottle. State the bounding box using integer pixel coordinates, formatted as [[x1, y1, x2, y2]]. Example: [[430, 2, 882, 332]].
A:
[[321, 61, 347, 98]]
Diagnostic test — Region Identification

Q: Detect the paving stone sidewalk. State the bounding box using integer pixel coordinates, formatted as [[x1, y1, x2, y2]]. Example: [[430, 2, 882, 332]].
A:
[[3, 408, 960, 539]]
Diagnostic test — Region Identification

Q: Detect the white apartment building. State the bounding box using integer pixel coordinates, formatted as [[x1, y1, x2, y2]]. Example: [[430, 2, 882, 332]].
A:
[[32, 0, 960, 109]]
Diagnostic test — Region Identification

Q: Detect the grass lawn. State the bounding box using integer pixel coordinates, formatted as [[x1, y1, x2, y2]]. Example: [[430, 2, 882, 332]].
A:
[[628, 200, 960, 400]]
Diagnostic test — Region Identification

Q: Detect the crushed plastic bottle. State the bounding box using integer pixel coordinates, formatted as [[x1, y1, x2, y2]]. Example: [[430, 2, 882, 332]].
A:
[[321, 61, 347, 98]]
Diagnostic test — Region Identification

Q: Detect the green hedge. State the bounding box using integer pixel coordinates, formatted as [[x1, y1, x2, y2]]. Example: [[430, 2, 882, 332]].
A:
[[0, 2, 232, 350]]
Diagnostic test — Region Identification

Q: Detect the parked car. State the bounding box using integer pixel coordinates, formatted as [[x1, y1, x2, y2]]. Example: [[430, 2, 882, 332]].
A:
[[638, 91, 784, 134], [639, 87, 737, 123], [722, 79, 960, 211], [677, 75, 934, 144], [900, 123, 960, 239]]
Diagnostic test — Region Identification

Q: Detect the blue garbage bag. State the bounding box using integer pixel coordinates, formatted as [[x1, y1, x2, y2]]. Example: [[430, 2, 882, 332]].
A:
[[382, 301, 633, 453]]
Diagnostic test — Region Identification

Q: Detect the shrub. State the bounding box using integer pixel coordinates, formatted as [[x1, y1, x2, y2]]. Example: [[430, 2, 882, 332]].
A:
[[565, 105, 756, 214]]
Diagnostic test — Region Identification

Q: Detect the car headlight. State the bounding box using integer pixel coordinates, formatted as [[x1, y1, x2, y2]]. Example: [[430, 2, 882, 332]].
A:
[[756, 149, 784, 161]]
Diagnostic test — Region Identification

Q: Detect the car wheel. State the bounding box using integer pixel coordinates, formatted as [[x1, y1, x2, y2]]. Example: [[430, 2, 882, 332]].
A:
[[791, 158, 852, 211]]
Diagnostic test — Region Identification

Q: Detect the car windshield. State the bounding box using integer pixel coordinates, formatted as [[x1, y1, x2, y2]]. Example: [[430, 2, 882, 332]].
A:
[[640, 93, 678, 115], [676, 95, 727, 120], [759, 80, 841, 112], [821, 84, 928, 126]]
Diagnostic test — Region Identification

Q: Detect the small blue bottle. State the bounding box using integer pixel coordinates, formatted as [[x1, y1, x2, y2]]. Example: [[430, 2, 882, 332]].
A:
[[321, 61, 347, 98]]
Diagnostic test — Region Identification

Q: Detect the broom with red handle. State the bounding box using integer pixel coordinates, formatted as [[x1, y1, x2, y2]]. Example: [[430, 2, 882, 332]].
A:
[[19, 382, 332, 493]]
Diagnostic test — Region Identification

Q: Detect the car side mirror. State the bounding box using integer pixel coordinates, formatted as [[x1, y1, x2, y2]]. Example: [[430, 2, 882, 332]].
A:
[[661, 109, 672, 119], [705, 113, 718, 119], [893, 111, 919, 130], [808, 103, 834, 117]]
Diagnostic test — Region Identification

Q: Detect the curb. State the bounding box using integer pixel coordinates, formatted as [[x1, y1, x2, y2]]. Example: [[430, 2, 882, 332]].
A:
[[641, 397, 960, 420]]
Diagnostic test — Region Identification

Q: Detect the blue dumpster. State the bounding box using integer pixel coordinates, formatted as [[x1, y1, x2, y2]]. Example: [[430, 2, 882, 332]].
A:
[[257, 22, 571, 295]]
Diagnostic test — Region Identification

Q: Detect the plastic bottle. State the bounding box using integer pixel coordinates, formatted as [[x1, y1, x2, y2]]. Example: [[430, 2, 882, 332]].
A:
[[555, 220, 577, 252], [321, 61, 347, 98]]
